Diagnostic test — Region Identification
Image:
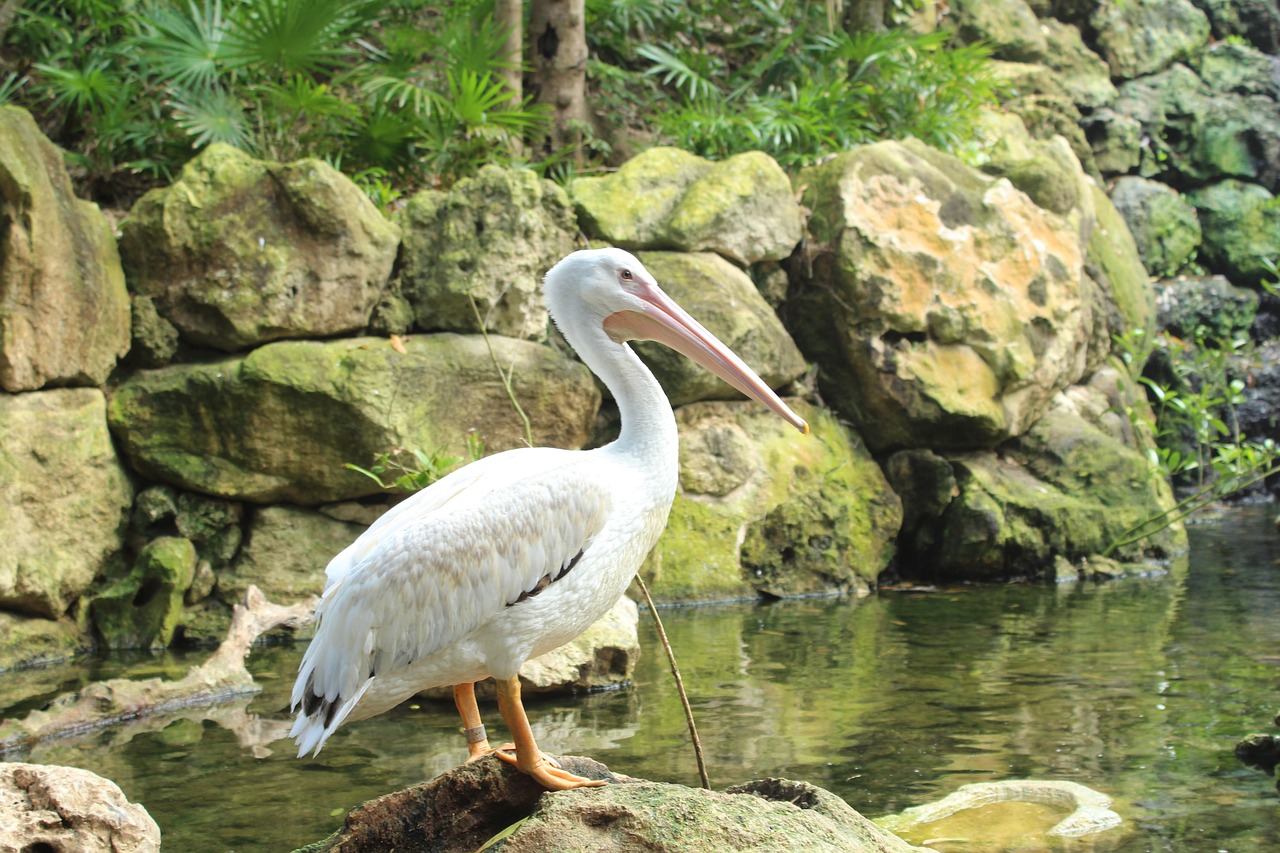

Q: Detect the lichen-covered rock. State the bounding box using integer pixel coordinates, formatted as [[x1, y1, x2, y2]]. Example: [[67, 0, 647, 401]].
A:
[[950, 0, 1046, 62], [0, 107, 130, 392], [1187, 179, 1280, 285], [0, 611, 87, 672], [0, 763, 160, 853], [1156, 275, 1259, 341], [92, 536, 197, 649], [221, 504, 366, 606], [792, 139, 1092, 452], [1089, 0, 1210, 80], [571, 148, 801, 265], [296, 756, 926, 853], [119, 143, 400, 351], [1109, 177, 1202, 278], [0, 388, 133, 617], [1002, 94, 1099, 182], [127, 293, 180, 368], [107, 335, 600, 504], [977, 122, 1092, 219], [630, 252, 806, 406], [398, 165, 576, 339], [641, 400, 901, 602], [911, 407, 1185, 580], [1114, 62, 1280, 193]]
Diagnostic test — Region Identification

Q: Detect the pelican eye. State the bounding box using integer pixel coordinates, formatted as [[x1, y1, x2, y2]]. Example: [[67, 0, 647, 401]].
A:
[[620, 268, 634, 281]]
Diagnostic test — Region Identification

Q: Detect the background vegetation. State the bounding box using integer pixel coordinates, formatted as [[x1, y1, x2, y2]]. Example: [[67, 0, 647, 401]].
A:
[[0, 0, 999, 203]]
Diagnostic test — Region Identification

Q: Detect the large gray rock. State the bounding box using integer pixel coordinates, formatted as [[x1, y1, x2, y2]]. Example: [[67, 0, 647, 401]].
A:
[[1188, 179, 1280, 285], [571, 147, 802, 265], [792, 139, 1094, 452], [0, 763, 160, 853], [1109, 176, 1202, 278], [1156, 275, 1259, 341], [107, 335, 600, 504], [297, 756, 926, 853], [398, 165, 576, 339], [1039, 19, 1118, 109], [631, 252, 807, 406], [0, 388, 133, 617], [1090, 0, 1211, 80], [119, 143, 400, 351], [0, 107, 130, 392]]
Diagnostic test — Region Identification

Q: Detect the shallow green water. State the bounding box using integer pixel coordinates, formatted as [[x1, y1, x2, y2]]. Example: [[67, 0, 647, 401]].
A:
[[5, 506, 1279, 851]]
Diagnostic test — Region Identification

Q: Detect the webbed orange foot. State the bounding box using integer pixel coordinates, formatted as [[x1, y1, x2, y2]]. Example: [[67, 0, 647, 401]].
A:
[[494, 747, 605, 790]]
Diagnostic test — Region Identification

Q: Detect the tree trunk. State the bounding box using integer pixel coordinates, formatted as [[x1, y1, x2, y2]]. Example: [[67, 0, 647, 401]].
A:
[[494, 0, 524, 155], [843, 0, 887, 33], [494, 0, 523, 106], [528, 0, 591, 162]]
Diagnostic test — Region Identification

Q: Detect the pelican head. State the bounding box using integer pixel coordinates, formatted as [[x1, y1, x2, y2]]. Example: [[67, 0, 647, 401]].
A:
[[545, 248, 808, 434]]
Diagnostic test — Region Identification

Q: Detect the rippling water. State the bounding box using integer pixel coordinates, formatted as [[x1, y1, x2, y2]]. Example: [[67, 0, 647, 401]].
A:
[[5, 506, 1278, 851]]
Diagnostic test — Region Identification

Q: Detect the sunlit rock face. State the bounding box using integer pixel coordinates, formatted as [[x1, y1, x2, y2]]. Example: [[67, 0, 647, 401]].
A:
[[792, 139, 1094, 453], [0, 388, 133, 618], [0, 107, 130, 392], [119, 143, 400, 352], [641, 400, 901, 602], [398, 165, 576, 340], [570, 147, 802, 265], [106, 335, 600, 505], [0, 763, 160, 853]]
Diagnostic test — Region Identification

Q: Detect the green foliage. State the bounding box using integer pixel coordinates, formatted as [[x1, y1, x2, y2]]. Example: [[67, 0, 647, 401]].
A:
[[1108, 322, 1280, 554], [2, 0, 548, 200], [587, 0, 1003, 167], [345, 433, 485, 494]]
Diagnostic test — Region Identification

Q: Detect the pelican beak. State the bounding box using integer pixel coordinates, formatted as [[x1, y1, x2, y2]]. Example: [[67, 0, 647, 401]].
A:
[[604, 279, 810, 435]]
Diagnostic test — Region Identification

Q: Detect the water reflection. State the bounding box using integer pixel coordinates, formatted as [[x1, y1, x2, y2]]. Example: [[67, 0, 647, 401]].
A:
[[2, 506, 1277, 852]]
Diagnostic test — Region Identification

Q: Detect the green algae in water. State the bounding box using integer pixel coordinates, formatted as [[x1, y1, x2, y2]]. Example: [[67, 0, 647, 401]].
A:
[[3, 506, 1278, 851]]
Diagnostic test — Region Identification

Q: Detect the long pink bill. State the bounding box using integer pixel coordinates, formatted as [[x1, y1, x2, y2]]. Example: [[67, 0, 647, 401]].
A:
[[603, 279, 810, 435]]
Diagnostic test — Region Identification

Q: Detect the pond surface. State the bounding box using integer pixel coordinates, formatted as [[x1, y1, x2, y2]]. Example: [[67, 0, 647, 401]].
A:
[[5, 506, 1279, 851]]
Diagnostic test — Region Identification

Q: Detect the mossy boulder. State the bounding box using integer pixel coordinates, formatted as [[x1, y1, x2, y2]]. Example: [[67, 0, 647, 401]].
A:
[[792, 139, 1092, 452], [1089, 0, 1210, 81], [1187, 179, 1280, 286], [1114, 62, 1280, 193], [398, 165, 576, 339], [0, 389, 134, 618], [1108, 177, 1202, 279], [949, 0, 1046, 62], [914, 407, 1185, 580], [107, 335, 600, 504], [119, 143, 400, 351], [631, 252, 807, 406], [0, 107, 130, 392], [639, 400, 901, 602], [1082, 107, 1143, 175], [92, 536, 197, 650], [571, 148, 802, 265]]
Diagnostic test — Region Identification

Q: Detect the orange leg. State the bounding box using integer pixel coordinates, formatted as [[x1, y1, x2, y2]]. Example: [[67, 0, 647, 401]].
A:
[[493, 675, 606, 790], [452, 683, 491, 762]]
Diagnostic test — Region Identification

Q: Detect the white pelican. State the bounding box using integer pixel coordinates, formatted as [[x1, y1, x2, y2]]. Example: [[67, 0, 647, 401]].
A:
[[290, 247, 808, 789]]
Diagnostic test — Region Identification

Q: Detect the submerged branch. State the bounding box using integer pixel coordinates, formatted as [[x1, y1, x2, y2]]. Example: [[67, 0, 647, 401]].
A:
[[0, 587, 314, 755]]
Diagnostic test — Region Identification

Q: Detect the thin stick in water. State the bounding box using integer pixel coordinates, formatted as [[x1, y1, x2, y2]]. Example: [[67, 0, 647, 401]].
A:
[[634, 573, 711, 790]]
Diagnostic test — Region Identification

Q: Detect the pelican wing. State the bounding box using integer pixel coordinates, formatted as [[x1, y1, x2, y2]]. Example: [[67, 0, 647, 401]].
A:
[[290, 449, 610, 755]]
